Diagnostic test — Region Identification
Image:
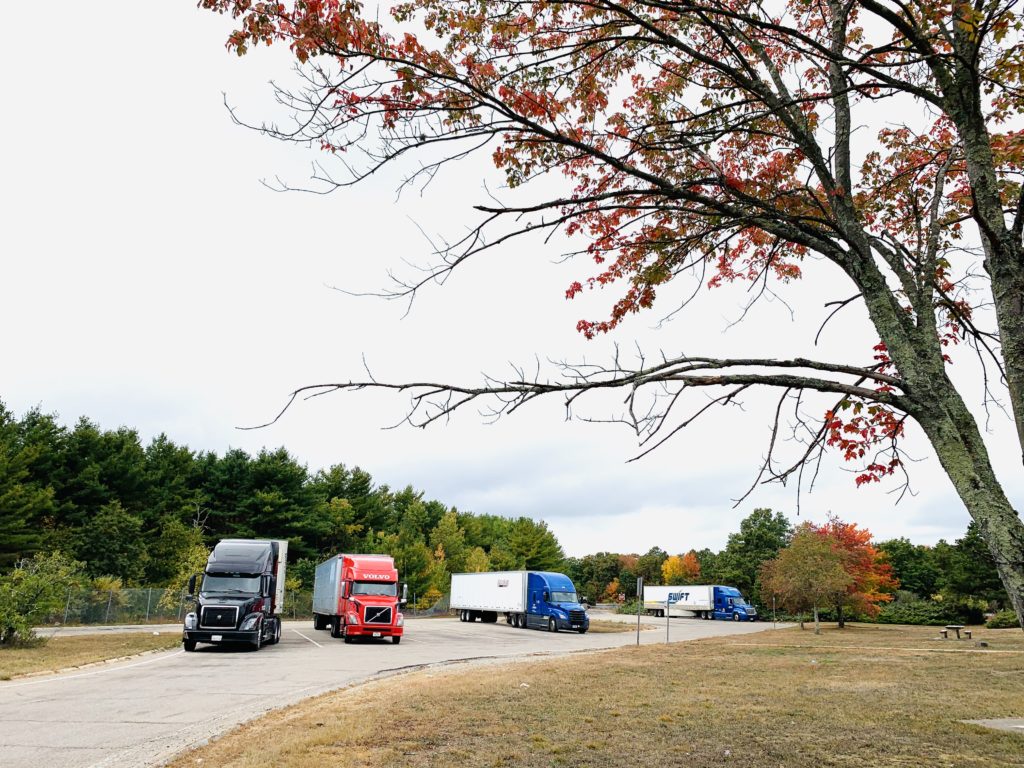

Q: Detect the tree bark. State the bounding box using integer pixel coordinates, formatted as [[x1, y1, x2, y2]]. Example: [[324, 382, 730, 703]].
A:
[[911, 378, 1024, 629], [813, 605, 821, 635]]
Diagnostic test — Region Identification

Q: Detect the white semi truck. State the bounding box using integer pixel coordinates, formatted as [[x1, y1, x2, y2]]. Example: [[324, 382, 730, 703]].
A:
[[643, 584, 757, 621], [450, 571, 590, 632]]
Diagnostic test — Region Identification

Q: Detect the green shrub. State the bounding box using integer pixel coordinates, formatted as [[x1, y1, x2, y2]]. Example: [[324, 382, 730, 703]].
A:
[[0, 552, 84, 645], [615, 599, 642, 615], [985, 610, 1021, 629], [875, 591, 957, 625]]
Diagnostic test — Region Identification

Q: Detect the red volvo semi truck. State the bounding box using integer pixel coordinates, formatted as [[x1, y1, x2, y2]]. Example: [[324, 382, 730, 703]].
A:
[[312, 553, 407, 643]]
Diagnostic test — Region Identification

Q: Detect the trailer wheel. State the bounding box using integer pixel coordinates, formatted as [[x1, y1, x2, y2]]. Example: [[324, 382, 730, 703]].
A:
[[183, 639, 197, 652], [392, 636, 401, 645], [548, 617, 558, 633], [331, 618, 342, 638], [313, 614, 325, 630], [505, 613, 513, 625]]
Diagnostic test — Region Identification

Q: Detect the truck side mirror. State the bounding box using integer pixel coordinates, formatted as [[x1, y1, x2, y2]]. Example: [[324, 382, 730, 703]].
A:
[[266, 575, 276, 598], [400, 582, 408, 607], [543, 590, 549, 602], [187, 574, 198, 596]]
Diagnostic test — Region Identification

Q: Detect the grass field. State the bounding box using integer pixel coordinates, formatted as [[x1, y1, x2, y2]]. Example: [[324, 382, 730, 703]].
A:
[[165, 623, 1024, 768], [0, 632, 181, 679]]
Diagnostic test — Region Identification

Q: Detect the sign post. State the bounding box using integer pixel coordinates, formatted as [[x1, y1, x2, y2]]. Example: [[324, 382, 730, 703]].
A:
[[636, 577, 643, 646]]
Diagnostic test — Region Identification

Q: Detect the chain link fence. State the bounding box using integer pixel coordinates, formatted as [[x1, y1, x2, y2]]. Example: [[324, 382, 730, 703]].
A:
[[39, 588, 449, 626]]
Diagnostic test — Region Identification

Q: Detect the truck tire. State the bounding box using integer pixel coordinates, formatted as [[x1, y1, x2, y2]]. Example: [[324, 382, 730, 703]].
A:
[[732, 613, 740, 622], [548, 617, 558, 633], [313, 614, 325, 631], [252, 626, 263, 651], [183, 639, 197, 652], [392, 636, 401, 645], [520, 614, 529, 629], [343, 628, 355, 644], [268, 617, 282, 645], [578, 627, 587, 634], [331, 618, 342, 638]]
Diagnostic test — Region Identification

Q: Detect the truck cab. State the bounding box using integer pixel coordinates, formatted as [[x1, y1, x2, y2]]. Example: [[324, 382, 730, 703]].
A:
[[182, 539, 288, 651], [525, 572, 590, 633], [713, 586, 757, 621], [312, 554, 406, 644]]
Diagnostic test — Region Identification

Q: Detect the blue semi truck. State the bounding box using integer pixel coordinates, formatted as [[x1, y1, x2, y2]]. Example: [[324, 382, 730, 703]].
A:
[[450, 570, 590, 633]]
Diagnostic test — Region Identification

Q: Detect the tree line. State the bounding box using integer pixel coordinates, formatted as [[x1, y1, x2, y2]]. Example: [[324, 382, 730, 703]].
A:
[[1, 401, 1008, 625], [0, 401, 563, 607], [568, 509, 1009, 626]]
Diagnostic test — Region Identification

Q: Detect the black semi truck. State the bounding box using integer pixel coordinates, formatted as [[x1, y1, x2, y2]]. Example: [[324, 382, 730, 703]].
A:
[[182, 538, 288, 652]]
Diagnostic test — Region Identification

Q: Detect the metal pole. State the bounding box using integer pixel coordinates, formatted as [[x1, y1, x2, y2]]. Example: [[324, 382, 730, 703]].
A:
[[773, 594, 777, 628], [636, 577, 643, 646], [104, 590, 113, 623], [145, 588, 152, 622], [666, 599, 670, 643], [63, 587, 72, 624]]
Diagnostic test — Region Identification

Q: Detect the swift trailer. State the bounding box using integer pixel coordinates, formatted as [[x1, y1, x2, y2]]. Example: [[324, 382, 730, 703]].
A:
[[643, 584, 757, 621], [312, 554, 407, 643], [183, 538, 288, 651], [450, 571, 590, 633]]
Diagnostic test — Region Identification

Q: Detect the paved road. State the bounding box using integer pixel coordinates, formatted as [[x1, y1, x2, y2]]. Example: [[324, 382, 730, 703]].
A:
[[1, 614, 780, 768]]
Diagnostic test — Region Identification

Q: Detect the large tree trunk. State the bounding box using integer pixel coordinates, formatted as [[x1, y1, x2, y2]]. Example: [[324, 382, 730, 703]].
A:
[[813, 605, 821, 635], [836, 604, 845, 629], [913, 380, 1024, 630]]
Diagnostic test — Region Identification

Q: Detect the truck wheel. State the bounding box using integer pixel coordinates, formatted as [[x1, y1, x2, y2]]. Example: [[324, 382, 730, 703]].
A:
[[343, 628, 355, 644], [269, 618, 282, 645], [252, 627, 263, 651], [732, 613, 740, 622], [313, 614, 324, 631], [392, 636, 401, 645], [578, 628, 588, 634], [183, 639, 197, 652], [548, 617, 558, 633], [331, 618, 342, 639], [520, 615, 529, 629], [505, 614, 513, 625]]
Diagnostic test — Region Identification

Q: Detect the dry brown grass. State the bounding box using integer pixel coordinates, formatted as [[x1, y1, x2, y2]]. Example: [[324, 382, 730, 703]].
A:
[[167, 623, 1024, 768], [0, 632, 181, 679], [583, 619, 653, 633]]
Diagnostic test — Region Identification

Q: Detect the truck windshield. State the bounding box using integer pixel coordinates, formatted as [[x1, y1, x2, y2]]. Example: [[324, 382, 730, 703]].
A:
[[201, 575, 260, 594], [549, 590, 579, 603], [352, 581, 397, 596]]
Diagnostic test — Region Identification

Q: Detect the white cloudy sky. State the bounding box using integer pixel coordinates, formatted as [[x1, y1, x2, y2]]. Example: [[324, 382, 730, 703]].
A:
[[2, 2, 1020, 556]]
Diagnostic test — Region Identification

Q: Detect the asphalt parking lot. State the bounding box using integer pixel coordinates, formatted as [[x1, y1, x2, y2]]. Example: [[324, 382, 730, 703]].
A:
[[1, 613, 780, 767]]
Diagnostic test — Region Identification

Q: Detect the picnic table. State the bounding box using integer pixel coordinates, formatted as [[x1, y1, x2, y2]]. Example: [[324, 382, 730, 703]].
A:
[[940, 624, 972, 640]]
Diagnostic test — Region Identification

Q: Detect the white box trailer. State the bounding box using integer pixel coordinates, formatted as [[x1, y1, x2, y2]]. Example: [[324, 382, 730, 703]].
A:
[[450, 571, 527, 614], [643, 585, 712, 617], [643, 584, 757, 621]]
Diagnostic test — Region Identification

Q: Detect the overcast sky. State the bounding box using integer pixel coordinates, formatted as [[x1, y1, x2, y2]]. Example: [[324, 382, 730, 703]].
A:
[[2, 2, 1020, 556]]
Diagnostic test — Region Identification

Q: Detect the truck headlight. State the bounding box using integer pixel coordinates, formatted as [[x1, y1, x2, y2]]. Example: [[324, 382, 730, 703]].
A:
[[347, 613, 359, 626], [396, 613, 404, 627], [240, 614, 260, 631], [184, 613, 197, 630]]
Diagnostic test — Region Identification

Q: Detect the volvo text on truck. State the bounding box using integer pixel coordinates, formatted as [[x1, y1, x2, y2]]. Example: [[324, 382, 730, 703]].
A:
[[643, 584, 757, 621], [312, 554, 407, 643], [183, 538, 288, 651], [450, 571, 590, 633]]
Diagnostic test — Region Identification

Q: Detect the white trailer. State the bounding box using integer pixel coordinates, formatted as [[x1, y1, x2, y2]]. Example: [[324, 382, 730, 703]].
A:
[[450, 571, 527, 619], [643, 585, 713, 617]]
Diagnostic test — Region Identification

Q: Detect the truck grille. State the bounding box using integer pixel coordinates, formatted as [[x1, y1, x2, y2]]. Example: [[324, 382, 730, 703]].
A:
[[200, 605, 238, 629], [569, 610, 587, 623], [364, 606, 392, 624]]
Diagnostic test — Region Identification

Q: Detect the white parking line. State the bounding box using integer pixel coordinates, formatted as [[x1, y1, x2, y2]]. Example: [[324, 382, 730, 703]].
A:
[[291, 629, 322, 647]]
